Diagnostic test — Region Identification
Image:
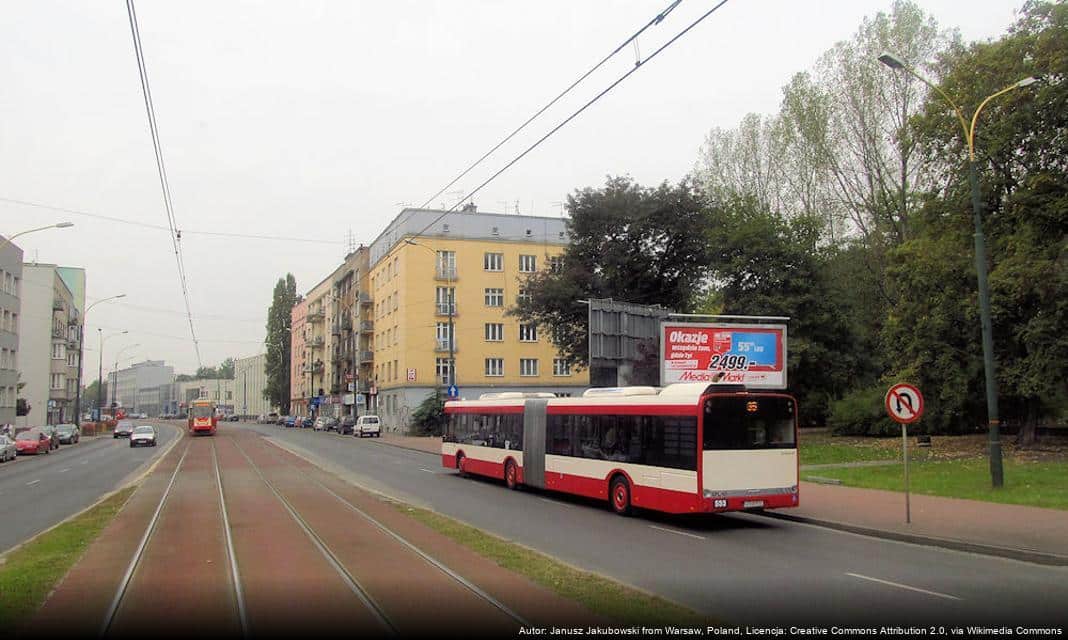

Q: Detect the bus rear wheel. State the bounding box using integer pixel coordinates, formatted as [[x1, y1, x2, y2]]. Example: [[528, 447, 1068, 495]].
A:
[[610, 477, 632, 516], [504, 460, 518, 490]]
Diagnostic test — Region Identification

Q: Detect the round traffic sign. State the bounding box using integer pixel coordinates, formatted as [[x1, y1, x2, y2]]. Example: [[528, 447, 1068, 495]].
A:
[[885, 383, 924, 424]]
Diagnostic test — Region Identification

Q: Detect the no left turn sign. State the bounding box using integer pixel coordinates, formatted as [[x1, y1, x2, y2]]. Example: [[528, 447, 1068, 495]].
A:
[[885, 383, 924, 424]]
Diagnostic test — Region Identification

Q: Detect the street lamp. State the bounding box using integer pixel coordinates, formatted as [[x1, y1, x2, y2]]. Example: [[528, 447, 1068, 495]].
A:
[[96, 329, 128, 421], [879, 51, 1038, 488], [0, 222, 74, 249], [405, 238, 454, 390], [75, 294, 126, 421]]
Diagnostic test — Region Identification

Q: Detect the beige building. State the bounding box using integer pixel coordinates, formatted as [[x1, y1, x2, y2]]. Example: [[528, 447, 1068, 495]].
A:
[[234, 353, 274, 418]]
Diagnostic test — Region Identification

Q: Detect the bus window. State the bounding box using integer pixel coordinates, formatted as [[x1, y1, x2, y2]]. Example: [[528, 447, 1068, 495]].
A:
[[703, 396, 796, 450]]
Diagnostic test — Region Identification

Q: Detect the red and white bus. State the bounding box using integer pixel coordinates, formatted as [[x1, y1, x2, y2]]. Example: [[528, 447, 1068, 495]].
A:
[[188, 398, 218, 436], [441, 383, 798, 516]]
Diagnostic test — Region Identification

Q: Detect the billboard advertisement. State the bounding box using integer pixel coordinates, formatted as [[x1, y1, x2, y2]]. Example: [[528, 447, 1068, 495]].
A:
[[659, 323, 787, 389]]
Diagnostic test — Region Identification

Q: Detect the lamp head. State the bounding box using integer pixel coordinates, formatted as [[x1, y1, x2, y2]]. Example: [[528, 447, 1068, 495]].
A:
[[1016, 76, 1039, 88], [55, 222, 74, 229], [878, 52, 907, 70]]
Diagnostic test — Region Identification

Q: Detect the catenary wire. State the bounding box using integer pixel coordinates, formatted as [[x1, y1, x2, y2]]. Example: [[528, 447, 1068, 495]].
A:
[[410, 0, 731, 240]]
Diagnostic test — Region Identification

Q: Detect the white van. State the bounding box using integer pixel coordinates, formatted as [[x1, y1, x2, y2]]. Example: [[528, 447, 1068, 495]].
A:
[[355, 415, 381, 438]]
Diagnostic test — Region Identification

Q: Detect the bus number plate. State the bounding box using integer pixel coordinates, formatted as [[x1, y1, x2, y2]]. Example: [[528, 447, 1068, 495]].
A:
[[713, 499, 727, 509], [743, 500, 765, 509]]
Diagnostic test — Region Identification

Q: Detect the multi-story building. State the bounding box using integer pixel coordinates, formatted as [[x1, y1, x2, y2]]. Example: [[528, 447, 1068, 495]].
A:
[[289, 297, 308, 416], [0, 237, 22, 426], [368, 207, 588, 431], [303, 276, 331, 414], [324, 247, 372, 419], [18, 263, 83, 425], [172, 377, 235, 414], [234, 353, 274, 418], [108, 360, 174, 412]]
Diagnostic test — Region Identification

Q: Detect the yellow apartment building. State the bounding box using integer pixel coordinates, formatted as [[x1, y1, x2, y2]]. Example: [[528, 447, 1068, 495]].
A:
[[368, 206, 589, 431]]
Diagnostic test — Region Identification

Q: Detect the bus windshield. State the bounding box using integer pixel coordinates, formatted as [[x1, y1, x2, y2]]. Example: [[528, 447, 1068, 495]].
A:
[[703, 395, 797, 450], [191, 405, 214, 419]]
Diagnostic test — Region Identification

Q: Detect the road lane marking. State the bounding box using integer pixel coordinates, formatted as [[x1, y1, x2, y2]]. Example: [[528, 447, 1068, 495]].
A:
[[537, 497, 573, 509], [845, 572, 962, 601], [26, 479, 40, 486], [419, 468, 439, 474], [58, 468, 70, 474], [81, 460, 89, 464], [650, 525, 706, 541]]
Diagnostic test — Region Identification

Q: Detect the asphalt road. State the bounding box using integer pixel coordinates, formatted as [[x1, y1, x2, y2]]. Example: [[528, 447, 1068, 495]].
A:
[[241, 422, 1068, 628], [0, 423, 179, 553]]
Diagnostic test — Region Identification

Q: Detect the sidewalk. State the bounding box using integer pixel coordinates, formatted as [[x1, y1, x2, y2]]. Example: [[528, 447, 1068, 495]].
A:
[[374, 435, 1068, 565]]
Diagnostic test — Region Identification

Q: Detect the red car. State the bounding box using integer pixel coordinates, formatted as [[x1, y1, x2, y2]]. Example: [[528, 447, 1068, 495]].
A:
[[15, 430, 51, 455]]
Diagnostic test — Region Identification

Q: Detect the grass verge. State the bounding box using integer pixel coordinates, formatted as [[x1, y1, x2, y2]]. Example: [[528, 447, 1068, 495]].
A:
[[392, 502, 708, 626], [800, 441, 901, 466], [809, 459, 1068, 510], [0, 487, 135, 630]]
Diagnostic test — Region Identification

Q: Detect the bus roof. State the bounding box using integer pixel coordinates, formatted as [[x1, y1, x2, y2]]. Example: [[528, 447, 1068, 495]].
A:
[[444, 383, 760, 412]]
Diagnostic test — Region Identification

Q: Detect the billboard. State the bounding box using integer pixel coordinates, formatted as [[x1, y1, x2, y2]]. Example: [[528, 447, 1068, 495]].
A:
[[659, 322, 787, 389]]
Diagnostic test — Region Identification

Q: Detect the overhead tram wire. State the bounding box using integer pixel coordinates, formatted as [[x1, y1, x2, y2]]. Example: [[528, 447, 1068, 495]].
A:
[[0, 197, 352, 245], [126, 0, 200, 367], [411, 0, 730, 239], [417, 0, 684, 212]]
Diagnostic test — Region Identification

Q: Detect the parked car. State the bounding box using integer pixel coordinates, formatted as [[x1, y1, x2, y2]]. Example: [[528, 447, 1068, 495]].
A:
[[297, 416, 311, 429], [338, 416, 355, 435], [266, 412, 279, 424], [39, 425, 61, 450], [312, 417, 325, 431], [323, 417, 339, 432], [55, 423, 80, 444], [0, 435, 16, 462], [130, 425, 158, 448], [113, 420, 136, 438], [284, 416, 296, 428], [355, 415, 381, 438], [15, 430, 51, 455]]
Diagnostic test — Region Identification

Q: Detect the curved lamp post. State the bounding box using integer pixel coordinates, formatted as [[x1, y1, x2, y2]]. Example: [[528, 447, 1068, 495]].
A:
[[75, 294, 126, 421], [0, 222, 74, 249], [96, 330, 128, 420], [878, 52, 1037, 488]]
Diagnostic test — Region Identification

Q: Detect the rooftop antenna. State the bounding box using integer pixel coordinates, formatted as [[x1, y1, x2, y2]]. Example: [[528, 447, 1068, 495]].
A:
[[514, 199, 520, 215], [345, 228, 356, 255], [552, 201, 566, 217], [498, 200, 509, 214]]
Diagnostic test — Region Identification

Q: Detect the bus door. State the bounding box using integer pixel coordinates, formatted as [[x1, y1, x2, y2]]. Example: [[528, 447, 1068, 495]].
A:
[[521, 399, 548, 489]]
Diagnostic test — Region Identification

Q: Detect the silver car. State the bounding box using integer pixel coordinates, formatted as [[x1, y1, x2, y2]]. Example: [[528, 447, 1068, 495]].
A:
[[0, 435, 16, 462], [130, 425, 158, 448]]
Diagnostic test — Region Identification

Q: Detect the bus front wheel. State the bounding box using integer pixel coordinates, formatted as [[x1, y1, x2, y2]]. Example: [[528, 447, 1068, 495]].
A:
[[610, 477, 632, 516], [456, 453, 467, 477]]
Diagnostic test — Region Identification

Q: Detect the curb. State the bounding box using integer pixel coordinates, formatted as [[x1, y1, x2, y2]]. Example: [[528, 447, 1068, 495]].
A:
[[758, 511, 1068, 567], [0, 423, 183, 561], [374, 438, 439, 457]]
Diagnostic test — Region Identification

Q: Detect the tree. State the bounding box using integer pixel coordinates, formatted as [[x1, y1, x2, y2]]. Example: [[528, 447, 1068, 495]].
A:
[[511, 176, 714, 367], [264, 274, 297, 413], [411, 391, 446, 436], [218, 358, 235, 380], [175, 373, 194, 382], [195, 365, 219, 379]]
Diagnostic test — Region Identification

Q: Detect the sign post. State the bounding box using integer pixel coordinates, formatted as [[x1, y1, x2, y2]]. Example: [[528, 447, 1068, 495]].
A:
[[885, 383, 924, 524]]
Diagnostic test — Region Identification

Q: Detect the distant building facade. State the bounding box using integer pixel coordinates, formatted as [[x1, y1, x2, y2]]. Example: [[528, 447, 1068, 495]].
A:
[[0, 237, 22, 426], [108, 360, 174, 413], [234, 353, 273, 417], [290, 298, 308, 416], [18, 263, 83, 425]]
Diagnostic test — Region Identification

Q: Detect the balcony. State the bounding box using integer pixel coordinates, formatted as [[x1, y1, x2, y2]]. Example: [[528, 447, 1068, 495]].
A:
[[435, 303, 456, 316], [435, 339, 456, 352], [358, 292, 373, 305], [307, 306, 325, 322], [359, 320, 373, 333], [52, 298, 64, 311], [435, 266, 457, 281], [52, 326, 65, 339], [308, 336, 324, 348], [359, 351, 374, 363], [303, 360, 324, 373]]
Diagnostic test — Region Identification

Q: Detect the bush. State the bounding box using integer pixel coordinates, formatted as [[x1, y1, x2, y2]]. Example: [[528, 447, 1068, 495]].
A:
[[411, 391, 446, 436], [828, 384, 898, 436]]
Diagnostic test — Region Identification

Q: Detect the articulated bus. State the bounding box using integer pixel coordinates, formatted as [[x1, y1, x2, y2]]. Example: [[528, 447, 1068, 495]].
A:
[[188, 398, 218, 436], [442, 383, 798, 516]]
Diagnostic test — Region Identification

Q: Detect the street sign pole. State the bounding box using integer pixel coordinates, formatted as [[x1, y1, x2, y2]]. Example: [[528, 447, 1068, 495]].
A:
[[886, 383, 924, 526]]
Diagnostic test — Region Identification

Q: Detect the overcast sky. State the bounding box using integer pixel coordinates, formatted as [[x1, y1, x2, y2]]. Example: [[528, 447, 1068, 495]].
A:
[[2, 0, 1024, 376]]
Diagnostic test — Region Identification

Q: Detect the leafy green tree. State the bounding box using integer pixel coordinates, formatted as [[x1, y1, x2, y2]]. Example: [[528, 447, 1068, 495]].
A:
[[511, 176, 714, 367], [264, 274, 297, 414], [411, 391, 446, 436], [706, 197, 864, 425]]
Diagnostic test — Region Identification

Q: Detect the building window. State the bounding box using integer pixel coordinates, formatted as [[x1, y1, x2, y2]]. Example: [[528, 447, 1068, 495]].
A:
[[436, 251, 456, 280], [518, 324, 538, 342], [549, 255, 563, 273], [484, 323, 503, 342], [67, 352, 77, 367], [483, 252, 503, 272], [436, 287, 455, 315], [484, 358, 504, 377], [435, 322, 454, 351], [553, 358, 572, 376], [484, 288, 504, 307], [52, 342, 65, 360], [520, 358, 539, 377], [517, 288, 531, 305], [519, 254, 537, 273], [435, 358, 453, 386], [50, 373, 64, 390]]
